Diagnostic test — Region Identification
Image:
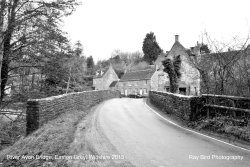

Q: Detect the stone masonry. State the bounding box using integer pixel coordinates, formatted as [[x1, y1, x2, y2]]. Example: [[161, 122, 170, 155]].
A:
[[149, 90, 199, 121], [26, 90, 120, 135]]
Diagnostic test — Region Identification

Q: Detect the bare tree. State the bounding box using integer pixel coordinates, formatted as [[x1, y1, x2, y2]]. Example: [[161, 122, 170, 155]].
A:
[[0, 0, 79, 100], [188, 31, 250, 96], [0, 0, 7, 99]]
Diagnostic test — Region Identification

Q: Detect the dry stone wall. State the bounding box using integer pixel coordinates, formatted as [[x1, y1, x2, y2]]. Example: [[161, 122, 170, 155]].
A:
[[26, 90, 120, 135], [149, 91, 250, 121], [149, 91, 200, 121]]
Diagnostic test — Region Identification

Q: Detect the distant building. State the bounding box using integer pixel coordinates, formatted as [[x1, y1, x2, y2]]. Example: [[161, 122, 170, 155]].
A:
[[93, 65, 119, 90], [117, 68, 155, 96], [117, 35, 201, 96]]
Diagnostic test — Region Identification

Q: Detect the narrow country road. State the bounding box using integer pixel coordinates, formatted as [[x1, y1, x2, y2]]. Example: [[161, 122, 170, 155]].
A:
[[71, 98, 250, 167]]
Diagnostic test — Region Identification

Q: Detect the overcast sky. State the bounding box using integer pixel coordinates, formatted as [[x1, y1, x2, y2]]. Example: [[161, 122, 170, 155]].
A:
[[62, 0, 250, 62]]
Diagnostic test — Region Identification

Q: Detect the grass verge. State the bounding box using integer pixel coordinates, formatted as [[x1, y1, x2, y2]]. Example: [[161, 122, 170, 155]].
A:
[[0, 108, 90, 167], [188, 117, 250, 143]]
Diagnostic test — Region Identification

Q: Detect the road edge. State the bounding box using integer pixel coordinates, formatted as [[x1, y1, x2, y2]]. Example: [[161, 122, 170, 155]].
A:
[[144, 99, 250, 152]]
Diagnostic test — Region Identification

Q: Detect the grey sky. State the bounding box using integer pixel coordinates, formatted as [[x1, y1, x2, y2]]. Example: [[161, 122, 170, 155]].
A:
[[63, 0, 250, 62]]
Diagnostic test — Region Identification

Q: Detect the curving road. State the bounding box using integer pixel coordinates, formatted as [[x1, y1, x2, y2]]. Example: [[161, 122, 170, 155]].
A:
[[79, 98, 250, 167]]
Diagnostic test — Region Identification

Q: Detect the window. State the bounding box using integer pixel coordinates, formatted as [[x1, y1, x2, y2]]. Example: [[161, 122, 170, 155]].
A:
[[140, 89, 143, 95], [179, 88, 186, 95], [121, 89, 124, 94], [144, 88, 147, 94]]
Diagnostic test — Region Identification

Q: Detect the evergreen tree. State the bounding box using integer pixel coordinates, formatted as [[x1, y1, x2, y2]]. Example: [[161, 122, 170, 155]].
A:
[[74, 41, 84, 57], [142, 32, 162, 64], [86, 56, 94, 69]]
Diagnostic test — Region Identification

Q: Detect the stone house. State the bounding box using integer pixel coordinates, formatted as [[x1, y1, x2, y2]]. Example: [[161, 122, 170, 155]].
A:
[[117, 68, 155, 96], [109, 80, 119, 90], [117, 35, 200, 96], [93, 65, 119, 90], [154, 35, 201, 95]]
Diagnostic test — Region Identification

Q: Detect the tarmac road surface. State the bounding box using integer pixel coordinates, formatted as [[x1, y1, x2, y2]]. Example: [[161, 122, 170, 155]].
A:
[[79, 98, 250, 167]]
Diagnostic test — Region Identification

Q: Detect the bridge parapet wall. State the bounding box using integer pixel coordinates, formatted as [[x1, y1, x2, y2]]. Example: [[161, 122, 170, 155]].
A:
[[149, 91, 200, 121], [26, 90, 120, 135], [149, 91, 250, 121]]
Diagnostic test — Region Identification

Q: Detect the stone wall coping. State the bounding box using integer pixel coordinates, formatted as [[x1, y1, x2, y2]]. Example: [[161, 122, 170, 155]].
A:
[[27, 90, 107, 102], [151, 90, 195, 99], [26, 90, 120, 135], [202, 94, 250, 100], [151, 91, 250, 100]]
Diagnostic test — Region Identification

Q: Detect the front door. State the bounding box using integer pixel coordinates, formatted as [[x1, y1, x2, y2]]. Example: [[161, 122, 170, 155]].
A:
[[125, 89, 127, 96]]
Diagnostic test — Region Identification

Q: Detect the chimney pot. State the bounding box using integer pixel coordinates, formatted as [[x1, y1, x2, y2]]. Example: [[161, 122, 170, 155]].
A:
[[175, 35, 179, 42]]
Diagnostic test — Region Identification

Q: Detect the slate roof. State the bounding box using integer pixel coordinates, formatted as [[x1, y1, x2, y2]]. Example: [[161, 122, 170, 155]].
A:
[[155, 52, 167, 65], [94, 66, 123, 79], [119, 69, 155, 82], [109, 81, 118, 87], [167, 41, 187, 58]]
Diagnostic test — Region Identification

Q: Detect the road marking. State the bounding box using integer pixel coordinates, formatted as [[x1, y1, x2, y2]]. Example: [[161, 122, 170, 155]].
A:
[[144, 101, 250, 152]]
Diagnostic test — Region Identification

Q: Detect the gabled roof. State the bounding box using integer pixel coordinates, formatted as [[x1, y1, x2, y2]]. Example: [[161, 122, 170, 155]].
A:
[[94, 65, 117, 79], [156, 42, 187, 70], [95, 68, 109, 78], [166, 41, 187, 58], [94, 65, 123, 79], [155, 52, 167, 66], [109, 81, 118, 87], [119, 69, 155, 82]]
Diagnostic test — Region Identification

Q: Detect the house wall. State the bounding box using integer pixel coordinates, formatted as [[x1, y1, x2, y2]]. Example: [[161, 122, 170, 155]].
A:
[[162, 40, 200, 95], [180, 59, 200, 95], [103, 67, 119, 90], [151, 70, 169, 91], [93, 78, 103, 90], [117, 80, 151, 96]]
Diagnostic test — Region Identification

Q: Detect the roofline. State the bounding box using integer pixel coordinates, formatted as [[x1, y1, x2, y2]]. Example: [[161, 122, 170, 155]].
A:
[[125, 68, 155, 73], [119, 78, 152, 82], [203, 50, 241, 56]]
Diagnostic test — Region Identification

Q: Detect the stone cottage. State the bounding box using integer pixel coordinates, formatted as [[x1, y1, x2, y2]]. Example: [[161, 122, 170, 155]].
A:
[[117, 35, 200, 96], [93, 65, 119, 90], [117, 68, 155, 96], [153, 35, 201, 95]]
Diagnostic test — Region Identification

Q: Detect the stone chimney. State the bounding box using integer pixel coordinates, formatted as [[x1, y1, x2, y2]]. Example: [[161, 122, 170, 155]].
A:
[[175, 35, 179, 42]]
